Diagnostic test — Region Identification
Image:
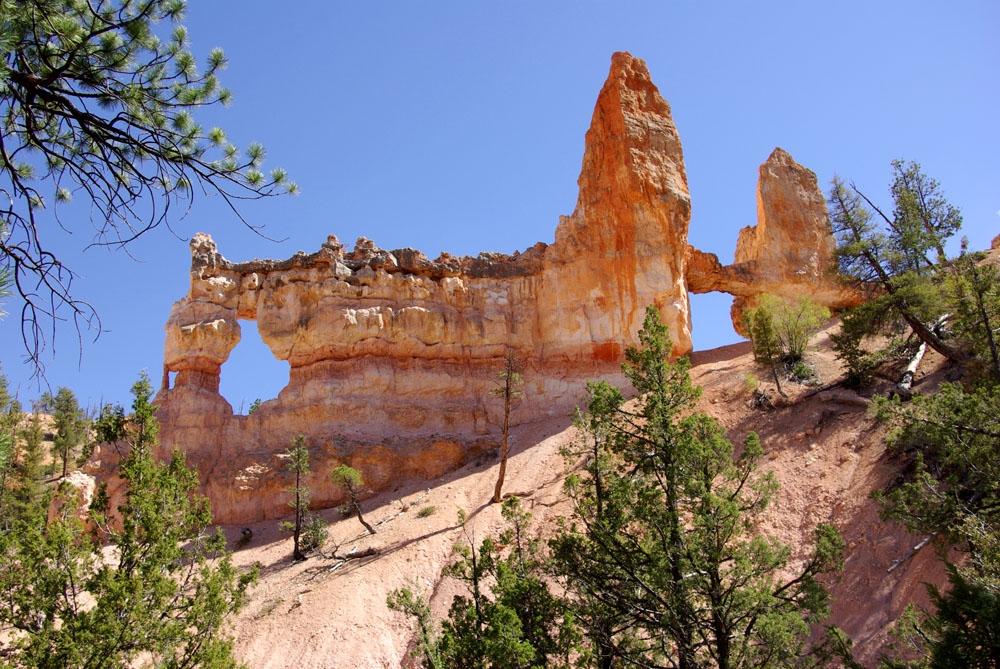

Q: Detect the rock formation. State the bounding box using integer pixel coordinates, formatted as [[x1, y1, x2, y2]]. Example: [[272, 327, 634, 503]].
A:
[[88, 52, 857, 525], [686, 147, 860, 330]]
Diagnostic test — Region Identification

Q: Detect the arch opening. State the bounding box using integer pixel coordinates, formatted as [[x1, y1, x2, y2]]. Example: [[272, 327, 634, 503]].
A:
[[688, 291, 741, 353], [219, 319, 289, 414]]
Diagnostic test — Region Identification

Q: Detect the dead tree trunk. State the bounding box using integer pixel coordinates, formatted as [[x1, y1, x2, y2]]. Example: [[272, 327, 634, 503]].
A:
[[896, 340, 927, 396]]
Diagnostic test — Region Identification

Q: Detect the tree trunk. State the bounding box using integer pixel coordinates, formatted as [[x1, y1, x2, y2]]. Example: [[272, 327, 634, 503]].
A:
[[771, 363, 787, 398], [492, 350, 522, 503], [896, 340, 927, 396], [293, 468, 306, 561], [902, 312, 966, 364], [493, 406, 510, 503], [354, 501, 376, 535]]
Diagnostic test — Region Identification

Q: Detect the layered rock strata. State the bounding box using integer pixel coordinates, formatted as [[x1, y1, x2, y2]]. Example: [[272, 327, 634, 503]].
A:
[[97, 52, 856, 525], [147, 52, 698, 523]]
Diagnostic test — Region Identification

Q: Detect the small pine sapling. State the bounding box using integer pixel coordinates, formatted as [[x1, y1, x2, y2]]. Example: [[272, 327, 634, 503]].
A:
[[332, 464, 376, 534]]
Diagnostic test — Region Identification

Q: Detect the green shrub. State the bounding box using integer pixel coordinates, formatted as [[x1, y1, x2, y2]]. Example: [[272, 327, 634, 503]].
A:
[[301, 513, 328, 552], [791, 360, 816, 383], [745, 294, 830, 364]]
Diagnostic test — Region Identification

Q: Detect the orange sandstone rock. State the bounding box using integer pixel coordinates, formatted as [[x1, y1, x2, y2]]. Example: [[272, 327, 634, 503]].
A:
[[83, 53, 858, 526], [687, 147, 861, 331]]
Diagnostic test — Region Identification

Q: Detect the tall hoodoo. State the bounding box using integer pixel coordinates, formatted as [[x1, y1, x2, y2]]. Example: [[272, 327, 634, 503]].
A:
[[83, 53, 856, 525], [553, 51, 692, 353], [686, 147, 859, 329]]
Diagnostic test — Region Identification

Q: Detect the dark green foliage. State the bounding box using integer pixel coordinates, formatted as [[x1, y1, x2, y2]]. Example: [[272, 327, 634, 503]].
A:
[[946, 243, 1000, 385], [877, 567, 1000, 669], [0, 0, 296, 371], [281, 435, 325, 560], [389, 497, 579, 669], [300, 511, 328, 554], [828, 162, 967, 384], [387, 586, 446, 669], [551, 306, 844, 668], [925, 567, 1000, 668], [41, 387, 86, 478], [875, 384, 1000, 546], [7, 408, 49, 526], [0, 373, 257, 668], [0, 236, 10, 317], [829, 298, 910, 389], [0, 367, 23, 528], [874, 355, 1000, 665]]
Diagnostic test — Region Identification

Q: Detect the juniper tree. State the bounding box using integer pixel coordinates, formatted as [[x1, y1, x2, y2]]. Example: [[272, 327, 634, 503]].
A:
[[389, 497, 579, 669], [0, 0, 296, 372], [550, 306, 845, 669], [871, 381, 1000, 668], [0, 373, 257, 668]]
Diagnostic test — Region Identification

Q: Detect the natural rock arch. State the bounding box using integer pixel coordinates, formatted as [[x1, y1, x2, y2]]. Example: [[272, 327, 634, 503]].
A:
[[148, 52, 858, 524]]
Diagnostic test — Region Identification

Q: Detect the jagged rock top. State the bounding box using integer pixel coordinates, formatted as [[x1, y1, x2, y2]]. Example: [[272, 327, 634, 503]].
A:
[[188, 231, 549, 281]]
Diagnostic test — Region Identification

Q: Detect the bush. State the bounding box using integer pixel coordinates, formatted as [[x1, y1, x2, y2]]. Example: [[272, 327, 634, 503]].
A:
[[301, 512, 328, 552], [745, 295, 830, 364], [791, 360, 816, 384]]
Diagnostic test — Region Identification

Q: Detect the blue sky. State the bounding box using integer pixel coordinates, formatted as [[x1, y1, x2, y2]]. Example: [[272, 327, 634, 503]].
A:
[[1, 1, 998, 411]]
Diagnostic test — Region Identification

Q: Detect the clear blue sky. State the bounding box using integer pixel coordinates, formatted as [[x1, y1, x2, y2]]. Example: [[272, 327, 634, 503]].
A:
[[1, 1, 997, 412]]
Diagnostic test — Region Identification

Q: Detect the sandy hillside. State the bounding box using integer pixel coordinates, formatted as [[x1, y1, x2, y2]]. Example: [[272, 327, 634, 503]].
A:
[[222, 324, 948, 668]]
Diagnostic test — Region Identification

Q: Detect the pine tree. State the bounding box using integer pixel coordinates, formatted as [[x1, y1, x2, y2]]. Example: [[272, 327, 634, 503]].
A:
[[332, 464, 376, 535], [282, 435, 313, 561], [8, 407, 48, 525], [0, 367, 18, 526], [550, 306, 845, 668], [0, 373, 257, 668], [0, 0, 296, 371], [828, 162, 967, 383], [43, 387, 86, 479], [946, 242, 1000, 385], [492, 348, 524, 503]]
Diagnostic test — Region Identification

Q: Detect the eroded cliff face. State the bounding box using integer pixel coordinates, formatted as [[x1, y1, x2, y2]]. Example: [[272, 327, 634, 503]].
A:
[[123, 52, 856, 525]]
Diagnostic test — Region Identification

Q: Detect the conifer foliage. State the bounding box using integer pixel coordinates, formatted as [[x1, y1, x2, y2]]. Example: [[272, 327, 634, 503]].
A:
[[831, 160, 1000, 666], [828, 161, 968, 385], [390, 307, 845, 669], [0, 373, 257, 668], [550, 306, 844, 668], [0, 0, 296, 371], [389, 497, 579, 669]]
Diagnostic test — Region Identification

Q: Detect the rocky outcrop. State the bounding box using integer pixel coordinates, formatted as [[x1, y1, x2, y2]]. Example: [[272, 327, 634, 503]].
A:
[[143, 52, 701, 524], [686, 147, 860, 330], [82, 53, 859, 525]]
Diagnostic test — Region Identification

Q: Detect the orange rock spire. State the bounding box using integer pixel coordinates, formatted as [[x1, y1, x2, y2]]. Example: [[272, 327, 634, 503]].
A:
[[81, 54, 855, 525]]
